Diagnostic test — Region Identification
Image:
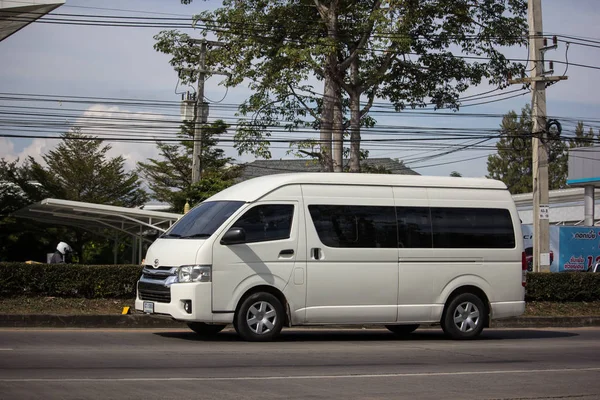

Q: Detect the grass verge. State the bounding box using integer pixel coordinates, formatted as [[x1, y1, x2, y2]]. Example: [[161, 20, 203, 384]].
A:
[[0, 297, 600, 317]]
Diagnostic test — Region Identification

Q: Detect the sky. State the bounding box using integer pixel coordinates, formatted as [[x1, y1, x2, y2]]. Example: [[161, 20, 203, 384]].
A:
[[1, 0, 600, 179]]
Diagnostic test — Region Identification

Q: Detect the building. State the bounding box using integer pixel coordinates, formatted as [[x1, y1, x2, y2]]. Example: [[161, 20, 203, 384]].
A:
[[238, 158, 419, 181]]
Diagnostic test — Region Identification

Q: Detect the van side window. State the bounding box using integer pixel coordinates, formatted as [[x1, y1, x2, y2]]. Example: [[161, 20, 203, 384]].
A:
[[430, 208, 515, 248], [232, 204, 294, 243], [396, 207, 433, 248], [308, 205, 397, 248]]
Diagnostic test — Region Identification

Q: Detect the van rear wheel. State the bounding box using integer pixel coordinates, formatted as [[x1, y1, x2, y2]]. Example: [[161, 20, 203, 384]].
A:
[[235, 292, 284, 342], [187, 322, 227, 336], [385, 324, 419, 336], [442, 293, 486, 340]]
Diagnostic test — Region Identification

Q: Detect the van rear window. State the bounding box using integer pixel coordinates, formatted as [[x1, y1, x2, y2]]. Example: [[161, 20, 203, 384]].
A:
[[430, 207, 515, 248], [309, 205, 515, 249]]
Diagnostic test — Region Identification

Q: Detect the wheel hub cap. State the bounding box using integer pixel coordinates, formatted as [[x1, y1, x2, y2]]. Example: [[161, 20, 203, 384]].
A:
[[453, 301, 480, 333], [246, 301, 277, 335]]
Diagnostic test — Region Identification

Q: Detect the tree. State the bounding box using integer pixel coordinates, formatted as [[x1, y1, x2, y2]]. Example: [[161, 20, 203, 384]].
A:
[[137, 120, 240, 212], [29, 129, 147, 207], [569, 122, 596, 148], [0, 158, 56, 262], [450, 171, 462, 177], [486, 105, 568, 195], [25, 129, 148, 262], [158, 0, 527, 172]]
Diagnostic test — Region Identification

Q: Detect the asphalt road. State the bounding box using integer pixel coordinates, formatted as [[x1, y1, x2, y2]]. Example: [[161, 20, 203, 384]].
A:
[[0, 327, 599, 400]]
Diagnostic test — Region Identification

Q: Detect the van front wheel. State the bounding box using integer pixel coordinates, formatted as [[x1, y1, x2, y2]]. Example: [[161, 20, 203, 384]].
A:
[[442, 293, 486, 340], [235, 292, 284, 342]]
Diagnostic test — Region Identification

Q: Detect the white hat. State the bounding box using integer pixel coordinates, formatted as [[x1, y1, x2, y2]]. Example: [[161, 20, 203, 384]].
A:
[[56, 242, 72, 255]]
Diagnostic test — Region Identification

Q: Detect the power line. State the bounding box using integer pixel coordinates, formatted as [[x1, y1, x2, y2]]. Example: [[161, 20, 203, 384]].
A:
[[4, 93, 599, 125]]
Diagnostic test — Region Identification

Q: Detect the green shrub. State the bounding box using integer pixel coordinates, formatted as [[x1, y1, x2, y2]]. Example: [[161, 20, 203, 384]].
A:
[[2, 263, 599, 302], [526, 272, 600, 302], [0, 263, 143, 299]]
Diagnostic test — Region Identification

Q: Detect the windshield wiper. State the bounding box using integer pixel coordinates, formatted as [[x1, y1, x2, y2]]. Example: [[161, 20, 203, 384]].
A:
[[180, 233, 212, 239], [160, 233, 181, 238]]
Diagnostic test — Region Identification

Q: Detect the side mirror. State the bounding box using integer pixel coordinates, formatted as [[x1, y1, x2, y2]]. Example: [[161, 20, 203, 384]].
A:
[[220, 227, 246, 245]]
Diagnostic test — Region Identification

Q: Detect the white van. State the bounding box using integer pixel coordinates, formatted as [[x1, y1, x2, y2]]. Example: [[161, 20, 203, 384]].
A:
[[135, 173, 525, 341]]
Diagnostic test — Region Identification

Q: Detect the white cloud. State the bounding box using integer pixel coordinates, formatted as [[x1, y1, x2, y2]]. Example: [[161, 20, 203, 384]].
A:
[[1, 104, 177, 172], [73, 104, 177, 172], [0, 138, 16, 161], [2, 138, 55, 166]]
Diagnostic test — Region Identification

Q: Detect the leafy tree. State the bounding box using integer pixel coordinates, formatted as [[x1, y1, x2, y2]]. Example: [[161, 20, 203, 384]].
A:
[[138, 120, 240, 212], [487, 105, 568, 195], [450, 171, 462, 177], [0, 159, 56, 262], [28, 130, 147, 207], [0, 159, 34, 217], [569, 122, 596, 148], [159, 0, 527, 172], [25, 129, 148, 262]]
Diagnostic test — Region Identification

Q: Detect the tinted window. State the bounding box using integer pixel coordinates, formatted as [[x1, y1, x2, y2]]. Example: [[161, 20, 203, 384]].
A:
[[396, 207, 432, 248], [163, 201, 244, 239], [232, 204, 294, 243], [308, 205, 397, 248], [430, 208, 515, 248]]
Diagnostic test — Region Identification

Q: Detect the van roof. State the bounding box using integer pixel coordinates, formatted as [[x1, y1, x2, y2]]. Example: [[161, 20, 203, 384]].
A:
[[206, 173, 507, 203]]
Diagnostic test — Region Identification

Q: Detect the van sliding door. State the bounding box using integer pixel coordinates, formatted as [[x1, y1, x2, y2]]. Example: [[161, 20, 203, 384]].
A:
[[393, 187, 436, 322], [302, 184, 398, 324]]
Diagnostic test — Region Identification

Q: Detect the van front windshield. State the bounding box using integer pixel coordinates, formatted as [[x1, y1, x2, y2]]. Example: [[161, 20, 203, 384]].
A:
[[161, 201, 245, 239]]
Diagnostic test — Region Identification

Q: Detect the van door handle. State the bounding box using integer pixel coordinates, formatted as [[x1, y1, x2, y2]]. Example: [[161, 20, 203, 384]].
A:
[[312, 248, 322, 260], [279, 249, 294, 257]]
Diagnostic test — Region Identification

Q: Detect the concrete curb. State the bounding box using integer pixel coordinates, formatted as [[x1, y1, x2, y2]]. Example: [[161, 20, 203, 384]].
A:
[[490, 316, 600, 328], [1, 314, 600, 329]]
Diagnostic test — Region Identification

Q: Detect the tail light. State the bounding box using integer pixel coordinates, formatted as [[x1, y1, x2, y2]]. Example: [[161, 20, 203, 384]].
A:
[[521, 251, 527, 287]]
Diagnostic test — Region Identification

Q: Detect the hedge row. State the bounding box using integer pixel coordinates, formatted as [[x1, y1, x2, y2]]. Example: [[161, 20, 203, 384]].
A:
[[0, 263, 143, 299], [1, 262, 599, 301], [525, 272, 600, 302]]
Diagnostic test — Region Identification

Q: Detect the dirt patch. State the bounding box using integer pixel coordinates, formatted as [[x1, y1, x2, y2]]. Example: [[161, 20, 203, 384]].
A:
[[0, 297, 134, 315], [525, 301, 600, 316]]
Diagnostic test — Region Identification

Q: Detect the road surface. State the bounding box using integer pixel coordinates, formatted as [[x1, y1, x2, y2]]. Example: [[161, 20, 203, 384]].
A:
[[0, 327, 599, 399]]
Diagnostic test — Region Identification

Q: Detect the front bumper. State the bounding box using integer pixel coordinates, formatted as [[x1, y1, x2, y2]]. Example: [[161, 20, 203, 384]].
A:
[[135, 281, 233, 324]]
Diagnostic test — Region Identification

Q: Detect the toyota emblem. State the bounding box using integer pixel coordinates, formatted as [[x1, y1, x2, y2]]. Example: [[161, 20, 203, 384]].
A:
[[153, 259, 159, 269]]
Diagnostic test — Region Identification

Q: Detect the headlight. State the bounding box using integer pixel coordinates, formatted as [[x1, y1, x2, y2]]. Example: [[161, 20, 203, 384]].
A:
[[178, 265, 212, 283]]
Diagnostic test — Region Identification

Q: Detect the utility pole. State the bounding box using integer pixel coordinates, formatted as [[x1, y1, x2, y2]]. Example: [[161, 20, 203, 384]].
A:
[[509, 0, 567, 272], [187, 39, 226, 184]]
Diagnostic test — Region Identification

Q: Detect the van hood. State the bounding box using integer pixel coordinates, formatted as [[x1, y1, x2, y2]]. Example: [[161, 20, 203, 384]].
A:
[[144, 238, 208, 268]]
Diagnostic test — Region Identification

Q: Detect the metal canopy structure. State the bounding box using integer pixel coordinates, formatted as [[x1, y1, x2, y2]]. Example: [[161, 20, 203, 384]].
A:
[[13, 198, 182, 264], [0, 0, 65, 41]]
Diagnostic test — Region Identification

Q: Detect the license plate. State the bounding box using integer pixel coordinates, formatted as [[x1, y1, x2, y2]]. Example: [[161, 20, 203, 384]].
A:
[[143, 301, 154, 314]]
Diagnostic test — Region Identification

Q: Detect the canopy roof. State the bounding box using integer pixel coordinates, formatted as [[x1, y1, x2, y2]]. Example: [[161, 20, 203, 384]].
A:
[[13, 198, 181, 239]]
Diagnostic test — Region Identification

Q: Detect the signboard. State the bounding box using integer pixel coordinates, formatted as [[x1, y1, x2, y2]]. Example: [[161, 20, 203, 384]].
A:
[[522, 225, 600, 272], [557, 227, 600, 272]]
